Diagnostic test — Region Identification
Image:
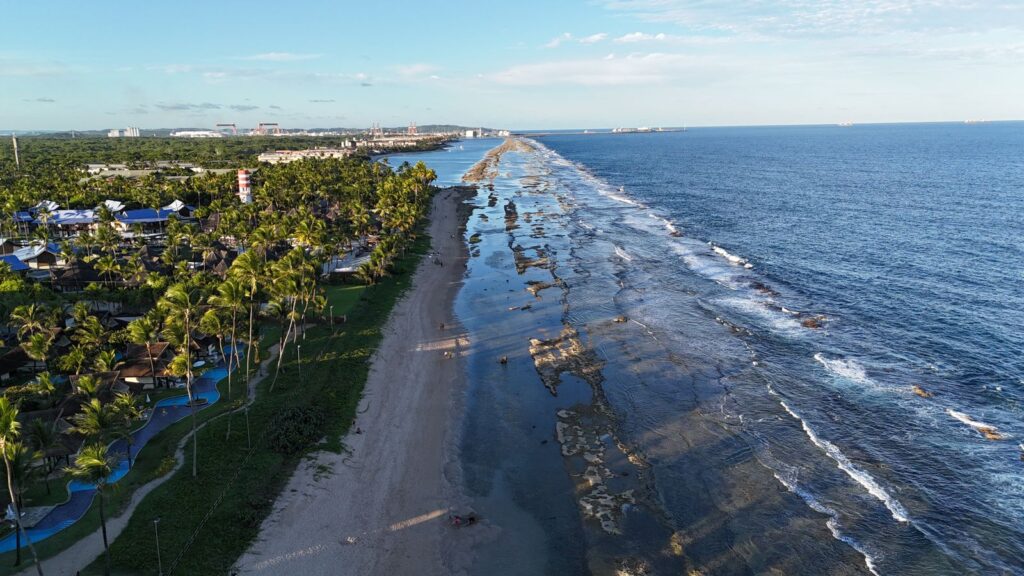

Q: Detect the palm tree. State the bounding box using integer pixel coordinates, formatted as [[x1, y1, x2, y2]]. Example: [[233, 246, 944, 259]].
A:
[[66, 444, 116, 576], [208, 279, 245, 398], [22, 333, 52, 373], [58, 344, 88, 375], [5, 442, 35, 568], [93, 349, 119, 373], [208, 278, 247, 439], [228, 251, 263, 440], [70, 399, 121, 444], [93, 254, 119, 289], [268, 257, 300, 390], [74, 374, 102, 400], [160, 284, 202, 477], [26, 419, 58, 496], [27, 372, 57, 404], [111, 393, 142, 468], [73, 315, 107, 354], [0, 398, 43, 575], [127, 315, 161, 389], [8, 304, 49, 340]]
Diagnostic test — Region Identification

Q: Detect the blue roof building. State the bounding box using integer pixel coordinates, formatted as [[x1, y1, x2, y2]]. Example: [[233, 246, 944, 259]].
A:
[[0, 255, 28, 272]]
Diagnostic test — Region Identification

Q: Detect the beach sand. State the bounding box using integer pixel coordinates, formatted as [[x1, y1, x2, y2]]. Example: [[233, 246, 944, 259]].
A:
[[234, 187, 477, 576]]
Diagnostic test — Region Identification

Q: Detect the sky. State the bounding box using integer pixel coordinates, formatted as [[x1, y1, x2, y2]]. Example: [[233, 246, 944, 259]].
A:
[[2, 0, 1023, 130]]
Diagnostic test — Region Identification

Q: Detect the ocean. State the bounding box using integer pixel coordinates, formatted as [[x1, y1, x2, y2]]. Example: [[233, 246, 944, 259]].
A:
[[386, 123, 1024, 575]]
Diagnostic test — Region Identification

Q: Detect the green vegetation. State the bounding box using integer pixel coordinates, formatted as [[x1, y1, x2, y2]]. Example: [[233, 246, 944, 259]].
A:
[[0, 135, 441, 572], [80, 237, 429, 575]]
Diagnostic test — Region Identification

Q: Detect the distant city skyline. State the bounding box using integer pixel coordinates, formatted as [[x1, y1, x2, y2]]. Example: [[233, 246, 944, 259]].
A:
[[3, 0, 1023, 130]]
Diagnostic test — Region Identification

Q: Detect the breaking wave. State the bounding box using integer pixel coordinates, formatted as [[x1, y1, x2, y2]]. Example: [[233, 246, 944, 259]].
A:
[[780, 401, 910, 523]]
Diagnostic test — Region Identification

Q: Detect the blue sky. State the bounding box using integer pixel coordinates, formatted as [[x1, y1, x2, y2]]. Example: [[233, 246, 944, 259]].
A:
[[2, 0, 1022, 130]]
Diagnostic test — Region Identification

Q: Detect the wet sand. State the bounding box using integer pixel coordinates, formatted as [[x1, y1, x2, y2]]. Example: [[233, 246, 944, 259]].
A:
[[235, 187, 477, 576]]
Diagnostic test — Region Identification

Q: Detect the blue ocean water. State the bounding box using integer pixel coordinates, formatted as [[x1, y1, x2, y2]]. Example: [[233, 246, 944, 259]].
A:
[[388, 127, 1023, 574], [535, 124, 1024, 574]]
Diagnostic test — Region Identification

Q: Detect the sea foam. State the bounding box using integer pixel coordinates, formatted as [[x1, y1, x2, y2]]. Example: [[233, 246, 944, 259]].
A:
[[766, 458, 883, 575], [780, 401, 910, 523], [711, 244, 754, 268], [814, 353, 870, 384]]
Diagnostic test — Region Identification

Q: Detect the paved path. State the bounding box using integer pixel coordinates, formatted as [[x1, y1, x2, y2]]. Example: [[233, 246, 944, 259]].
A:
[[13, 348, 281, 576]]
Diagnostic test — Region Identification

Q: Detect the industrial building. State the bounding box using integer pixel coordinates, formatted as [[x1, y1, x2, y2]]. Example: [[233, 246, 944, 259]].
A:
[[170, 130, 223, 138], [107, 127, 140, 138]]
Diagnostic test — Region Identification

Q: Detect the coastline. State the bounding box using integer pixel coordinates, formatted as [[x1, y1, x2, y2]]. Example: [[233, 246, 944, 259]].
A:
[[234, 186, 477, 575]]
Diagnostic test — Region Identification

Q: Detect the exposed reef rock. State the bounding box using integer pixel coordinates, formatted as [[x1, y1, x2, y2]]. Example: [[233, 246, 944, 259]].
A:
[[504, 199, 519, 231], [462, 137, 532, 183], [912, 384, 934, 398], [512, 244, 550, 274], [529, 327, 603, 395], [526, 279, 561, 298], [801, 315, 827, 329]]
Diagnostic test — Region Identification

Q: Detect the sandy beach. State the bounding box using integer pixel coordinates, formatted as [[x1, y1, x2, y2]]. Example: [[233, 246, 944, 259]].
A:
[[234, 187, 477, 576]]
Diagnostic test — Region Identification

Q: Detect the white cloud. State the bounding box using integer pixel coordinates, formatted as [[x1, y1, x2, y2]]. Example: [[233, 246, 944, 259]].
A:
[[241, 52, 321, 62], [489, 52, 695, 86], [600, 0, 1024, 38], [544, 33, 573, 48], [615, 32, 668, 43], [579, 33, 608, 44], [0, 62, 68, 77]]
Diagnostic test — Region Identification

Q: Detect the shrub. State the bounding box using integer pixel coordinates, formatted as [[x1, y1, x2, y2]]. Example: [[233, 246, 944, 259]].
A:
[[266, 405, 326, 455]]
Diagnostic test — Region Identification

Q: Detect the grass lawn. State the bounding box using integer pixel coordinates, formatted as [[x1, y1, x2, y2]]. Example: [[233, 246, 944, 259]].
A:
[[324, 283, 365, 318], [71, 233, 430, 575]]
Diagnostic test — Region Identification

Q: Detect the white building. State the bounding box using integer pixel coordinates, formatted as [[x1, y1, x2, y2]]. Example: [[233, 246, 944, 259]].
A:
[[86, 163, 129, 175], [124, 126, 140, 137], [257, 148, 354, 164], [170, 130, 223, 138], [107, 129, 122, 138]]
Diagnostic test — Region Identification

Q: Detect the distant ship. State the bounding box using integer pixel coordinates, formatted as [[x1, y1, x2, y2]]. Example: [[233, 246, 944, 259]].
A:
[[838, 121, 854, 127]]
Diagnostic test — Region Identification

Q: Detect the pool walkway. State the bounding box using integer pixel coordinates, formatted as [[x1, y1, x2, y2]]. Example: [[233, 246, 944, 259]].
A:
[[0, 353, 236, 554]]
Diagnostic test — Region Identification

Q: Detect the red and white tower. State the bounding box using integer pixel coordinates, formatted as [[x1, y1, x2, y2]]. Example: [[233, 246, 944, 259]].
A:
[[237, 169, 252, 204]]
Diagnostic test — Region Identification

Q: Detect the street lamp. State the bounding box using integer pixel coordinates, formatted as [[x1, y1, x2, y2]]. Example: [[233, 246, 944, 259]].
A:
[[154, 517, 162, 576], [297, 344, 302, 379], [330, 305, 334, 329]]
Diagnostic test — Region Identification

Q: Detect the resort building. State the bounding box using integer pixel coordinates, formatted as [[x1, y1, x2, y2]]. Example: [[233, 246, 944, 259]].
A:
[[9, 199, 195, 239], [11, 242, 64, 269], [0, 255, 28, 274], [257, 147, 355, 164], [117, 342, 175, 391], [0, 238, 18, 255]]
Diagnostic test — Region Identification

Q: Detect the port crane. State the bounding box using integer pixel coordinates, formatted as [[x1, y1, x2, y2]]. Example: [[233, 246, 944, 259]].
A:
[[216, 123, 237, 135], [253, 122, 282, 136]]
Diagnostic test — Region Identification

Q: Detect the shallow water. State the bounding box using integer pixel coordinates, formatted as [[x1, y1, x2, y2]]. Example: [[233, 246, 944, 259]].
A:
[[387, 125, 1024, 575]]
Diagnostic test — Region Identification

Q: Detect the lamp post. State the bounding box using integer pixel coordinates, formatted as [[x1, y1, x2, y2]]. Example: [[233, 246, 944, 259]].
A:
[[296, 344, 302, 380], [330, 305, 334, 329], [154, 517, 162, 576]]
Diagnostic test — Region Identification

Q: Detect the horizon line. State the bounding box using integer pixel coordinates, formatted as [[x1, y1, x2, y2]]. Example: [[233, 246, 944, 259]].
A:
[[3, 118, 1022, 136]]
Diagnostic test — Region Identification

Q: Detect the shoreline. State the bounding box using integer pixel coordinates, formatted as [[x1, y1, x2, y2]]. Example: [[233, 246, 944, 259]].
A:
[[234, 186, 477, 575]]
